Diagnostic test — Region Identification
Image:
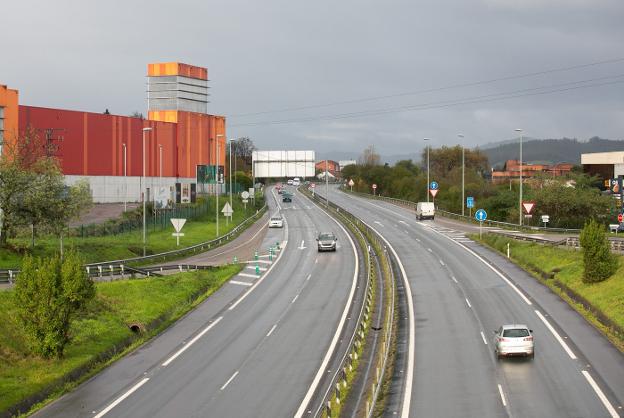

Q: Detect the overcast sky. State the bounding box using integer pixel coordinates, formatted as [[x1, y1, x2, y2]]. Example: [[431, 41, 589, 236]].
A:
[[2, 0, 623, 159]]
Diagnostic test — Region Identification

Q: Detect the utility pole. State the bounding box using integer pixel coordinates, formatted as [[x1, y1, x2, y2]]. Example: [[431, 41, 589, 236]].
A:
[[516, 128, 523, 226], [325, 160, 329, 207]]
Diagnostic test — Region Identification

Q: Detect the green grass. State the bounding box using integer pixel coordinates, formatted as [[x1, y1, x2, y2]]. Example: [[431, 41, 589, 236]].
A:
[[0, 264, 242, 415], [0, 197, 263, 269], [475, 233, 624, 350]]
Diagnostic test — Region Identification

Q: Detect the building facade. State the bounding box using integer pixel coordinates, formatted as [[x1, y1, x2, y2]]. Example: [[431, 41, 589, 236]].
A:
[[491, 159, 573, 184], [2, 63, 226, 203]]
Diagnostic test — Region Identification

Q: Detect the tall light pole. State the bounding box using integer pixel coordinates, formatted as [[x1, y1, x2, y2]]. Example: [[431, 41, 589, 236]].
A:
[[325, 159, 329, 207], [424, 138, 431, 202], [458, 134, 465, 216], [516, 128, 523, 226], [159, 144, 163, 181], [122, 143, 127, 212], [229, 139, 234, 210], [142, 127, 153, 256], [216, 134, 224, 236]]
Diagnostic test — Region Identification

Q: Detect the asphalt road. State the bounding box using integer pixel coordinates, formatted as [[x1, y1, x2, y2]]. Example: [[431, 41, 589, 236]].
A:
[[34, 186, 358, 418], [317, 186, 623, 418]]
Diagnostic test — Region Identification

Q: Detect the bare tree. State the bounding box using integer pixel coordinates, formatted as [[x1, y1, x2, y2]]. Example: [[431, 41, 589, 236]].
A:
[[358, 145, 381, 166]]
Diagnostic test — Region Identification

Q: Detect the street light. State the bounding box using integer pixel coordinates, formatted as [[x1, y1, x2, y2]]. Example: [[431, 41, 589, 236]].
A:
[[516, 128, 523, 226], [122, 143, 127, 212], [228, 138, 234, 226], [458, 134, 465, 216], [159, 144, 163, 180], [424, 138, 431, 202], [142, 127, 153, 256], [216, 133, 224, 236]]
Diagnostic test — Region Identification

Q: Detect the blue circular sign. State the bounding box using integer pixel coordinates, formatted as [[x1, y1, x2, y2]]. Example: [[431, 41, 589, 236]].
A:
[[475, 209, 487, 221], [430, 181, 439, 190]]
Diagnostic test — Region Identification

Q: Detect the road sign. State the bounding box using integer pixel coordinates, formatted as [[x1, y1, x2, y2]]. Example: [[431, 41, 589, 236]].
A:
[[618, 213, 623, 223], [466, 196, 474, 208], [170, 218, 187, 246], [430, 181, 439, 190], [222, 202, 233, 217], [372, 184, 377, 189], [311, 183, 316, 188], [348, 179, 355, 187], [522, 201, 536, 214], [241, 191, 250, 199], [542, 215, 550, 223], [430, 189, 438, 198], [475, 209, 487, 221]]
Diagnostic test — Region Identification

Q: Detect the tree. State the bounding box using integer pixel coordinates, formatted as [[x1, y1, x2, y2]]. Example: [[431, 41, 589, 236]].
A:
[[14, 251, 95, 358], [129, 111, 145, 119], [579, 219, 618, 283], [230, 137, 256, 159], [358, 145, 381, 166]]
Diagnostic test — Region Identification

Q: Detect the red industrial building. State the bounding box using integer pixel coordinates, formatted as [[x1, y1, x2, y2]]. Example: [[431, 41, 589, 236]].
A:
[[1, 62, 227, 203], [491, 160, 573, 184], [315, 160, 340, 176]]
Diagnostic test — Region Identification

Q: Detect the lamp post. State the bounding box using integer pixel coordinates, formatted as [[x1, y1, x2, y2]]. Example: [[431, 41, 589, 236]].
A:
[[458, 134, 465, 216], [142, 127, 153, 256], [122, 143, 127, 212], [424, 138, 431, 202], [228, 138, 234, 226], [516, 128, 523, 226], [216, 134, 224, 236]]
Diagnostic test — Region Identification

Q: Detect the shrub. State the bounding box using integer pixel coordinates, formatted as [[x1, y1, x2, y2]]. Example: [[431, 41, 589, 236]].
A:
[[579, 219, 618, 283], [14, 251, 95, 358]]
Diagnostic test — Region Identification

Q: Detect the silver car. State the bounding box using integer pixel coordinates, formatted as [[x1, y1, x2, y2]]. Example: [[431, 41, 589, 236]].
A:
[[269, 216, 284, 228], [317, 232, 337, 252], [494, 324, 534, 358]]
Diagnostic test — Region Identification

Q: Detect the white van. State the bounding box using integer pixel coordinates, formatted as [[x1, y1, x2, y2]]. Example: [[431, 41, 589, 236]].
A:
[[416, 202, 435, 220], [293, 177, 301, 186]]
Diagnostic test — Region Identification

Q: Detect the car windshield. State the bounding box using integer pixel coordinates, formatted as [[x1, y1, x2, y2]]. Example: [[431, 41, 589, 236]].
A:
[[503, 328, 530, 338], [271, 217, 281, 221], [319, 234, 335, 241]]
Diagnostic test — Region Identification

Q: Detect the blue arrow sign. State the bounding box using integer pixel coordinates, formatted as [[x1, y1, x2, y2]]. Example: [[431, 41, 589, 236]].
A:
[[430, 181, 439, 190], [475, 208, 487, 221], [466, 196, 474, 208]]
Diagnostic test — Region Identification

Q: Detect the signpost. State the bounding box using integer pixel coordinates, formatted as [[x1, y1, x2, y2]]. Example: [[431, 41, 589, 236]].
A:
[[541, 214, 550, 227], [311, 182, 316, 196], [170, 218, 187, 246], [619, 213, 623, 223], [372, 184, 377, 196], [475, 208, 487, 239], [429, 181, 439, 202], [348, 178, 354, 192], [222, 202, 233, 226], [466, 196, 474, 218], [241, 191, 250, 211]]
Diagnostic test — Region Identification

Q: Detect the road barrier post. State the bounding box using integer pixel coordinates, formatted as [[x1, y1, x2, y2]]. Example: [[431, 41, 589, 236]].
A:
[[255, 264, 260, 276]]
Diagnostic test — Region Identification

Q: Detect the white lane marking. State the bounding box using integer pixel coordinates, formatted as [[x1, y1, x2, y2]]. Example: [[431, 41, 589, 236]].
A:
[[399, 220, 408, 225], [291, 294, 299, 304], [267, 324, 278, 337], [498, 384, 507, 406], [465, 298, 472, 308], [230, 280, 253, 287], [535, 310, 577, 359], [93, 378, 150, 418], [480, 331, 488, 345], [374, 221, 385, 227], [220, 371, 239, 391], [294, 190, 360, 418], [306, 273, 312, 281], [415, 238, 421, 242], [238, 272, 260, 279], [298, 240, 307, 250], [451, 276, 458, 283], [427, 248, 433, 253], [162, 317, 223, 366], [246, 265, 267, 271], [439, 259, 445, 266], [582, 370, 620, 418]]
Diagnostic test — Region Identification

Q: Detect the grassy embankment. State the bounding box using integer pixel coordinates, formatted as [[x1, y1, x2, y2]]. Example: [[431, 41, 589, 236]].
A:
[[0, 264, 242, 415], [0, 197, 261, 269], [475, 233, 624, 351]]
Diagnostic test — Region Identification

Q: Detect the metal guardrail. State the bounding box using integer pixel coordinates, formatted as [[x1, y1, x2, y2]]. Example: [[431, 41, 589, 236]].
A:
[[0, 203, 267, 284], [303, 187, 396, 417]]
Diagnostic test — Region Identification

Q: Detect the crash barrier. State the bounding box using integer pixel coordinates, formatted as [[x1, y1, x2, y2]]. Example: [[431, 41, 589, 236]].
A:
[[0, 204, 267, 284]]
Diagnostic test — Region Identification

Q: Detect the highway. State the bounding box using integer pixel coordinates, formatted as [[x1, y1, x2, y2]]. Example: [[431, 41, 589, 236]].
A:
[[33, 186, 359, 418], [317, 186, 623, 418]]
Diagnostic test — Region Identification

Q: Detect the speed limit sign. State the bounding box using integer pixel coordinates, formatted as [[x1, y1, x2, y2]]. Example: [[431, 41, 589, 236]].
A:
[[372, 184, 377, 189]]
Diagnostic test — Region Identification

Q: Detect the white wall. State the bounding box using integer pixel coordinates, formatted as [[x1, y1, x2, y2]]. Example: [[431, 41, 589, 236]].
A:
[[252, 150, 316, 178]]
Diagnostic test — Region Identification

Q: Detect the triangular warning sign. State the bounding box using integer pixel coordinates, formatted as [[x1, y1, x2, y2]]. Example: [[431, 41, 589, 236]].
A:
[[170, 218, 187, 232], [522, 202, 535, 214], [430, 189, 438, 198]]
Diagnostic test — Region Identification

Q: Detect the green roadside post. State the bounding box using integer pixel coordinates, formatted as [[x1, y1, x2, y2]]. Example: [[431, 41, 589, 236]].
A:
[[254, 250, 258, 261], [276, 241, 280, 250], [269, 247, 273, 261], [233, 255, 238, 264], [255, 264, 260, 276]]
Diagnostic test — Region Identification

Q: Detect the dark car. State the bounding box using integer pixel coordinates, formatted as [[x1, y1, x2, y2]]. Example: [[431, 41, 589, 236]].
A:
[[282, 193, 292, 202], [317, 232, 337, 252]]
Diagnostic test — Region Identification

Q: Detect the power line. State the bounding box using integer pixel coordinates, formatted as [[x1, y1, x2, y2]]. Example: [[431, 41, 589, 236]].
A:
[[230, 56, 624, 118], [231, 74, 624, 127]]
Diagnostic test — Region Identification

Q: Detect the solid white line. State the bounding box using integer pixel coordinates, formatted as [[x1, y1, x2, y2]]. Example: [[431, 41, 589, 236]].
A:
[[162, 317, 223, 366], [498, 384, 507, 406], [439, 259, 445, 266], [267, 324, 278, 337], [582, 370, 620, 418], [535, 310, 577, 359], [451, 276, 458, 283], [220, 371, 239, 391], [480, 331, 488, 345], [465, 298, 472, 308], [93, 378, 150, 418], [294, 190, 359, 418], [306, 273, 312, 281], [291, 294, 299, 304], [230, 280, 253, 287], [238, 272, 259, 279]]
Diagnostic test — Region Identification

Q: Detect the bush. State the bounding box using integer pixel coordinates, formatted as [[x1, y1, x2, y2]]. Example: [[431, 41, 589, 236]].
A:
[[579, 219, 618, 283], [14, 251, 95, 358]]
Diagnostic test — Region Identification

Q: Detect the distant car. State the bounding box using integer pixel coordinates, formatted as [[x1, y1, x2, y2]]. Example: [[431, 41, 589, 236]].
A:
[[269, 216, 284, 228], [293, 177, 301, 186], [287, 179, 294, 185], [317, 232, 337, 252], [277, 188, 283, 194], [494, 324, 534, 359], [416, 202, 435, 220], [282, 194, 292, 202]]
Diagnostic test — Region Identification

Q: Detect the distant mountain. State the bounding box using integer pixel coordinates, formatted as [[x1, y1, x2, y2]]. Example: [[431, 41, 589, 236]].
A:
[[482, 137, 624, 168]]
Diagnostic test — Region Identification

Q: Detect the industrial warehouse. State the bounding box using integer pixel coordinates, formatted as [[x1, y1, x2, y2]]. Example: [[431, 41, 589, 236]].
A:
[[0, 62, 226, 203]]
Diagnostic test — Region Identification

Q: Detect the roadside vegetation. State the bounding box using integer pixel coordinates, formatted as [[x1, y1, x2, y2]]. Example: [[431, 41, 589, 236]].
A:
[[0, 264, 242, 415], [342, 145, 615, 228], [475, 233, 624, 351]]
